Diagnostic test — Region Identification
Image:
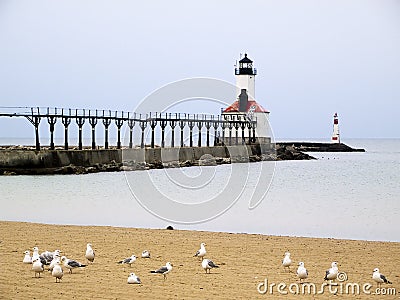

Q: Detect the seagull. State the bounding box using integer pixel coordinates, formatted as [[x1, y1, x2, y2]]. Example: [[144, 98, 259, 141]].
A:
[[32, 258, 44, 278], [85, 243, 95, 263], [127, 272, 141, 284], [372, 268, 392, 287], [23, 250, 32, 264], [61, 256, 87, 274], [282, 251, 292, 272], [52, 261, 63, 283], [194, 243, 206, 260], [118, 255, 137, 267], [150, 262, 173, 280], [141, 250, 150, 258], [32, 247, 40, 261], [48, 254, 61, 272], [324, 262, 339, 281], [297, 262, 308, 282], [202, 259, 219, 274]]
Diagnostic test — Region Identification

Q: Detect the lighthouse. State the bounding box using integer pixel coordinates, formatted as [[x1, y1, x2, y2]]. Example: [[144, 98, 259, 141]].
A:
[[221, 54, 270, 145], [235, 53, 256, 98], [331, 113, 340, 143]]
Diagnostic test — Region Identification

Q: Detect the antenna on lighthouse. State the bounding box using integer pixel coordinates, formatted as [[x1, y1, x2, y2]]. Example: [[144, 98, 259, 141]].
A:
[[331, 112, 340, 143]]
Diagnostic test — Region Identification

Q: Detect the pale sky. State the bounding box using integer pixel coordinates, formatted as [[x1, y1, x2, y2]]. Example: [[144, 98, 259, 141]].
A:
[[0, 0, 399, 140]]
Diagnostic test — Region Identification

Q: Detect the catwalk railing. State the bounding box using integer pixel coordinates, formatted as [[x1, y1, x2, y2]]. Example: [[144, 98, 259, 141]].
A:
[[0, 107, 257, 151]]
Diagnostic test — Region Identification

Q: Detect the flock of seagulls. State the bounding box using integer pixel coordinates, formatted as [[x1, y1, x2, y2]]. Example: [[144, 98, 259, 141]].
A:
[[21, 242, 219, 285], [282, 250, 392, 287], [22, 242, 393, 288]]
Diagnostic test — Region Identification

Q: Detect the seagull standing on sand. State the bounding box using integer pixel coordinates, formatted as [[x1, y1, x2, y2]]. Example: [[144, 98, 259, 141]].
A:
[[202, 259, 219, 274], [32, 247, 40, 261], [297, 262, 308, 282], [127, 272, 141, 284], [150, 262, 173, 280], [85, 243, 95, 263], [118, 254, 137, 267], [141, 250, 150, 258], [23, 250, 32, 264], [324, 262, 339, 280], [372, 268, 392, 287], [194, 243, 206, 260], [282, 251, 292, 272], [32, 258, 44, 278], [52, 261, 63, 283], [48, 255, 61, 272], [61, 256, 87, 274]]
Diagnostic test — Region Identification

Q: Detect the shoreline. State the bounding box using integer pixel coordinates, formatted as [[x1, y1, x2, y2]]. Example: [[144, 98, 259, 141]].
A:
[[1, 221, 398, 299], [1, 220, 398, 244]]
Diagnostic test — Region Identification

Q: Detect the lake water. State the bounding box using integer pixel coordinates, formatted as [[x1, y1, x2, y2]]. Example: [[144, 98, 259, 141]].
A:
[[0, 138, 399, 242]]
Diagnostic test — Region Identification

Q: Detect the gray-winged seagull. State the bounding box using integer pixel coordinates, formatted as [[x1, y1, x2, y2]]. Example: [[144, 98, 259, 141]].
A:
[[372, 268, 392, 287], [150, 262, 173, 280], [202, 259, 219, 274], [61, 256, 87, 274], [194, 243, 206, 260], [127, 272, 141, 284]]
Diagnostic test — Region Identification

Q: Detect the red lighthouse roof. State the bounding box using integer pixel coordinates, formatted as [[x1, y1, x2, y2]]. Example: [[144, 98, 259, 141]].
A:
[[223, 100, 269, 113]]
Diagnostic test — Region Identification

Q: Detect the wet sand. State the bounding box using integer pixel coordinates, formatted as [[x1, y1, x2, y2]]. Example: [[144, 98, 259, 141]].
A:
[[0, 221, 399, 299]]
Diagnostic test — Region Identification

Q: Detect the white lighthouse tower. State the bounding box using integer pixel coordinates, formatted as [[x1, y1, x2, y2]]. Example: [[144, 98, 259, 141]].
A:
[[331, 112, 340, 143], [235, 53, 256, 98], [221, 54, 270, 145]]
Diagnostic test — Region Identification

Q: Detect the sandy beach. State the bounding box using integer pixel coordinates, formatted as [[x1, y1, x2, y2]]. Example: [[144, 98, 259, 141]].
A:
[[0, 221, 399, 299]]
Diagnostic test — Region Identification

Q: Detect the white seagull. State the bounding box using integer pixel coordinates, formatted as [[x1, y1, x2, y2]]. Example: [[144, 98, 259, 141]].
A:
[[32, 246, 40, 261], [52, 261, 63, 283], [150, 262, 173, 280], [23, 250, 32, 264], [282, 251, 292, 272], [297, 262, 308, 282], [48, 254, 61, 272], [61, 256, 87, 274], [118, 254, 137, 267], [141, 250, 150, 258], [202, 259, 219, 274], [194, 243, 206, 260], [32, 258, 44, 278], [85, 243, 95, 263], [372, 268, 392, 287], [127, 272, 141, 284], [324, 262, 339, 281]]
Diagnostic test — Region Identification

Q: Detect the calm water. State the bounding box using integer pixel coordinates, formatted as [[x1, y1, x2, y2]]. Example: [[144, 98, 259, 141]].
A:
[[0, 138, 399, 242]]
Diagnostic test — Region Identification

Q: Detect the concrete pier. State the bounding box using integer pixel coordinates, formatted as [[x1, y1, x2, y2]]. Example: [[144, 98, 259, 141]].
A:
[[0, 142, 364, 175], [0, 144, 277, 175]]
